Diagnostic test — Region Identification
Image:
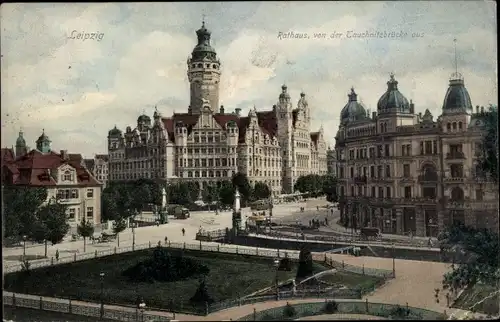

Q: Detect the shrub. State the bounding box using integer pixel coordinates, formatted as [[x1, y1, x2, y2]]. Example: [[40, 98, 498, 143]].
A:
[[262, 313, 275, 320], [189, 279, 214, 305], [388, 305, 410, 319], [283, 303, 296, 318], [323, 300, 338, 314], [278, 256, 292, 271], [122, 246, 210, 283], [296, 245, 313, 281]]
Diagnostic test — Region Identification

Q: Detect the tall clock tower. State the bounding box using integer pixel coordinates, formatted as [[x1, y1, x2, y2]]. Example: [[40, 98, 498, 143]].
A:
[[187, 21, 221, 114]]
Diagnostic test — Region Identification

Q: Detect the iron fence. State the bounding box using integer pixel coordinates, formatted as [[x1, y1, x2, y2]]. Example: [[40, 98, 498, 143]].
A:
[[3, 292, 171, 321], [237, 299, 447, 321]]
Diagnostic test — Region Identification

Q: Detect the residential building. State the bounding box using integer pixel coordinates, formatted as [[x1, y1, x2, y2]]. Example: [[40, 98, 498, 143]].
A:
[[2, 130, 102, 231], [334, 72, 497, 237], [107, 22, 328, 195], [327, 147, 337, 177], [84, 154, 109, 188]]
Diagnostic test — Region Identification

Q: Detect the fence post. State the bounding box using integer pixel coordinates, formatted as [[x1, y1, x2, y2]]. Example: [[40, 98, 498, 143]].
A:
[[200, 240, 202, 250], [95, 250, 98, 258], [51, 257, 54, 266], [253, 307, 257, 321], [114, 247, 117, 254], [217, 244, 220, 252], [362, 264, 365, 275], [40, 296, 43, 309], [324, 253, 327, 263], [205, 301, 209, 316], [149, 241, 151, 248], [256, 247, 258, 256], [69, 297, 72, 313], [74, 253, 77, 262], [342, 260, 345, 269], [365, 298, 369, 313], [12, 293, 16, 307]]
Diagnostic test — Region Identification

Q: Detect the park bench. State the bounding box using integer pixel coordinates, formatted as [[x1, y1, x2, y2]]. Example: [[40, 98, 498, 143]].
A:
[[360, 227, 381, 240]]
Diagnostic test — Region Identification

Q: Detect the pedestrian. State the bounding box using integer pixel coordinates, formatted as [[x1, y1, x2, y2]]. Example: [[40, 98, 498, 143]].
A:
[[309, 220, 312, 227], [164, 236, 168, 245], [428, 237, 433, 248], [55, 249, 59, 261], [182, 228, 185, 236], [325, 217, 328, 226], [156, 220, 160, 227]]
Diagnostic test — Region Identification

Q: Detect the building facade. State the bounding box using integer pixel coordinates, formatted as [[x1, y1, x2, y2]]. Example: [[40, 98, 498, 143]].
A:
[[84, 154, 109, 188], [327, 147, 337, 177], [107, 22, 328, 195], [2, 131, 102, 230], [335, 73, 497, 237]]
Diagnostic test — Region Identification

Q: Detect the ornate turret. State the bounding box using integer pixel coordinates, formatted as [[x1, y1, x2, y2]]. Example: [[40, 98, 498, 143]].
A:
[[15, 130, 27, 157], [36, 129, 51, 153], [340, 87, 367, 124], [377, 73, 411, 114], [279, 84, 291, 103]]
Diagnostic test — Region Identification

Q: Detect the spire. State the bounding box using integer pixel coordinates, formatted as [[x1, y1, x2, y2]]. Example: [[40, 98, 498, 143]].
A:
[[387, 73, 398, 91], [450, 38, 463, 82], [348, 87, 358, 102], [202, 14, 205, 28], [454, 38, 458, 75]]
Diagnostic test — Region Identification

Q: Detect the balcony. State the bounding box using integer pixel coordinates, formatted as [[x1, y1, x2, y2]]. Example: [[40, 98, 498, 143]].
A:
[[354, 175, 367, 184], [444, 176, 465, 183], [418, 174, 439, 184], [400, 176, 415, 183], [446, 151, 466, 160]]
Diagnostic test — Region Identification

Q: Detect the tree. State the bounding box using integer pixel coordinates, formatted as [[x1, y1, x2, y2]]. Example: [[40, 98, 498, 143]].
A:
[[477, 105, 498, 183], [202, 183, 219, 209], [439, 223, 499, 295], [294, 174, 323, 194], [232, 172, 252, 203], [296, 245, 314, 281], [253, 182, 271, 200], [322, 175, 338, 202], [189, 278, 214, 305], [186, 181, 201, 203], [36, 199, 70, 246], [218, 180, 235, 206], [77, 219, 95, 252], [169, 182, 193, 205], [112, 217, 128, 247], [101, 188, 120, 221], [3, 186, 48, 240]]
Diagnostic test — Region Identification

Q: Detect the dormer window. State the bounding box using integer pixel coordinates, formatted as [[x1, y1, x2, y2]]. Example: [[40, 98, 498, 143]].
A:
[[63, 170, 73, 181]]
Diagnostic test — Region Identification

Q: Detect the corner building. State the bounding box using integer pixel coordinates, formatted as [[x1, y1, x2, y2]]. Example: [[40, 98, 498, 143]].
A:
[[335, 73, 497, 237], [107, 22, 328, 195]]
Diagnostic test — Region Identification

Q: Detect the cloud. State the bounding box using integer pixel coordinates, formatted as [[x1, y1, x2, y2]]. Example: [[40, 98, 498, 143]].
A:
[[1, 2, 497, 157]]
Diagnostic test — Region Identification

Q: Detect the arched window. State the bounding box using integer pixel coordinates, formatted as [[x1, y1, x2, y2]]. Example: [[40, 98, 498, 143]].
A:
[[215, 171, 221, 177], [458, 122, 463, 130], [202, 170, 207, 177], [450, 187, 464, 201], [446, 123, 451, 131], [195, 171, 200, 178], [209, 170, 214, 177], [188, 171, 193, 178], [197, 63, 203, 68], [212, 64, 217, 69], [452, 122, 457, 130]]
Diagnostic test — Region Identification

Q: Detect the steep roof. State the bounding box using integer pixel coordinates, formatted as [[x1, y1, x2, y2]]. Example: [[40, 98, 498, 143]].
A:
[[2, 149, 100, 187], [1, 148, 15, 165]]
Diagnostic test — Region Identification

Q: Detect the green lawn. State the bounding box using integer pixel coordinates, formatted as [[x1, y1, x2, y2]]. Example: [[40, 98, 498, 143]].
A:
[[318, 271, 384, 290], [453, 283, 499, 316], [4, 248, 300, 313]]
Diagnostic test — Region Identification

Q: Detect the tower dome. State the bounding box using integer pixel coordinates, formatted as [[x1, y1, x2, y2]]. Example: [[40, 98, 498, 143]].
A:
[[340, 87, 367, 124], [108, 125, 122, 137], [279, 84, 290, 100], [191, 21, 217, 61], [377, 73, 410, 114], [16, 130, 26, 147], [442, 73, 472, 114]]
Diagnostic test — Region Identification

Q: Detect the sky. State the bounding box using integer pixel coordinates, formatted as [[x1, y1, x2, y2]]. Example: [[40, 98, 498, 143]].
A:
[[1, 1, 497, 158]]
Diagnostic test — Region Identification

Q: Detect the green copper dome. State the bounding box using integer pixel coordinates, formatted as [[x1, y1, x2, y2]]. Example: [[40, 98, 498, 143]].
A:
[[377, 73, 411, 114]]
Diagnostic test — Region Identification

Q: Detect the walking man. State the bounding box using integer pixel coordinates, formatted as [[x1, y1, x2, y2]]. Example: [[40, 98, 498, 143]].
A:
[[182, 228, 185, 236]]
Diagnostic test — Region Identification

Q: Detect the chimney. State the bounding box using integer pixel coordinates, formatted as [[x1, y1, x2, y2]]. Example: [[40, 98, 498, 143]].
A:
[[234, 108, 241, 116], [272, 105, 277, 112], [480, 106, 484, 113], [476, 105, 479, 114], [60, 150, 69, 160], [219, 105, 225, 114], [371, 112, 377, 119]]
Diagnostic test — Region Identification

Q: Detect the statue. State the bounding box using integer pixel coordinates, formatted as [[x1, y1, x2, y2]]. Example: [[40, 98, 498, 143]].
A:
[[159, 186, 168, 224], [232, 189, 242, 235]]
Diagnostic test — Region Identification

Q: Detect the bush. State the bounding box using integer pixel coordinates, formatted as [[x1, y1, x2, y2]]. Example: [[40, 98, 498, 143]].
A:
[[189, 279, 214, 305], [122, 246, 210, 283], [278, 257, 292, 271], [388, 305, 410, 319], [296, 246, 314, 281], [283, 303, 296, 318], [323, 300, 338, 314]]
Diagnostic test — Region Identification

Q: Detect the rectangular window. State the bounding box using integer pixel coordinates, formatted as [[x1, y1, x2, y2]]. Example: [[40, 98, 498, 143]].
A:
[[370, 166, 375, 178], [385, 165, 391, 177], [71, 189, 78, 199], [378, 187, 384, 198], [425, 141, 432, 154], [403, 164, 411, 177], [404, 186, 412, 198], [377, 166, 383, 178], [476, 189, 483, 201], [386, 187, 391, 198], [86, 207, 94, 218], [68, 208, 76, 220], [86, 189, 94, 198], [371, 186, 375, 197], [384, 144, 390, 157]]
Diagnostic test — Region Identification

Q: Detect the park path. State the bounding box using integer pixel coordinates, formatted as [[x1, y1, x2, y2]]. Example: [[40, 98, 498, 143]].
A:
[[297, 314, 389, 320]]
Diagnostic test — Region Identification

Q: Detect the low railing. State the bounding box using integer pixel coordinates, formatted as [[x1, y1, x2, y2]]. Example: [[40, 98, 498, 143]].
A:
[[237, 300, 447, 321], [3, 292, 171, 321]]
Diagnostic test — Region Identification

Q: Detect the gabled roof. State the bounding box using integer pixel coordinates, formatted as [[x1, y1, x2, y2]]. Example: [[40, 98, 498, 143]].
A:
[[2, 149, 100, 187], [1, 148, 15, 165]]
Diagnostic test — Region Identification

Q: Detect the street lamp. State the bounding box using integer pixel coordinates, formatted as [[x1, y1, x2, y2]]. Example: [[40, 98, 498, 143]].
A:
[[273, 258, 280, 300], [138, 301, 146, 322], [392, 243, 396, 277], [132, 222, 137, 251], [99, 271, 105, 319], [22, 235, 27, 258]]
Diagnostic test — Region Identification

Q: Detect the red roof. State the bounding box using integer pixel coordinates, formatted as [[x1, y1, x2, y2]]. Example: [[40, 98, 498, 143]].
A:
[[2, 149, 100, 187], [1, 148, 15, 165]]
